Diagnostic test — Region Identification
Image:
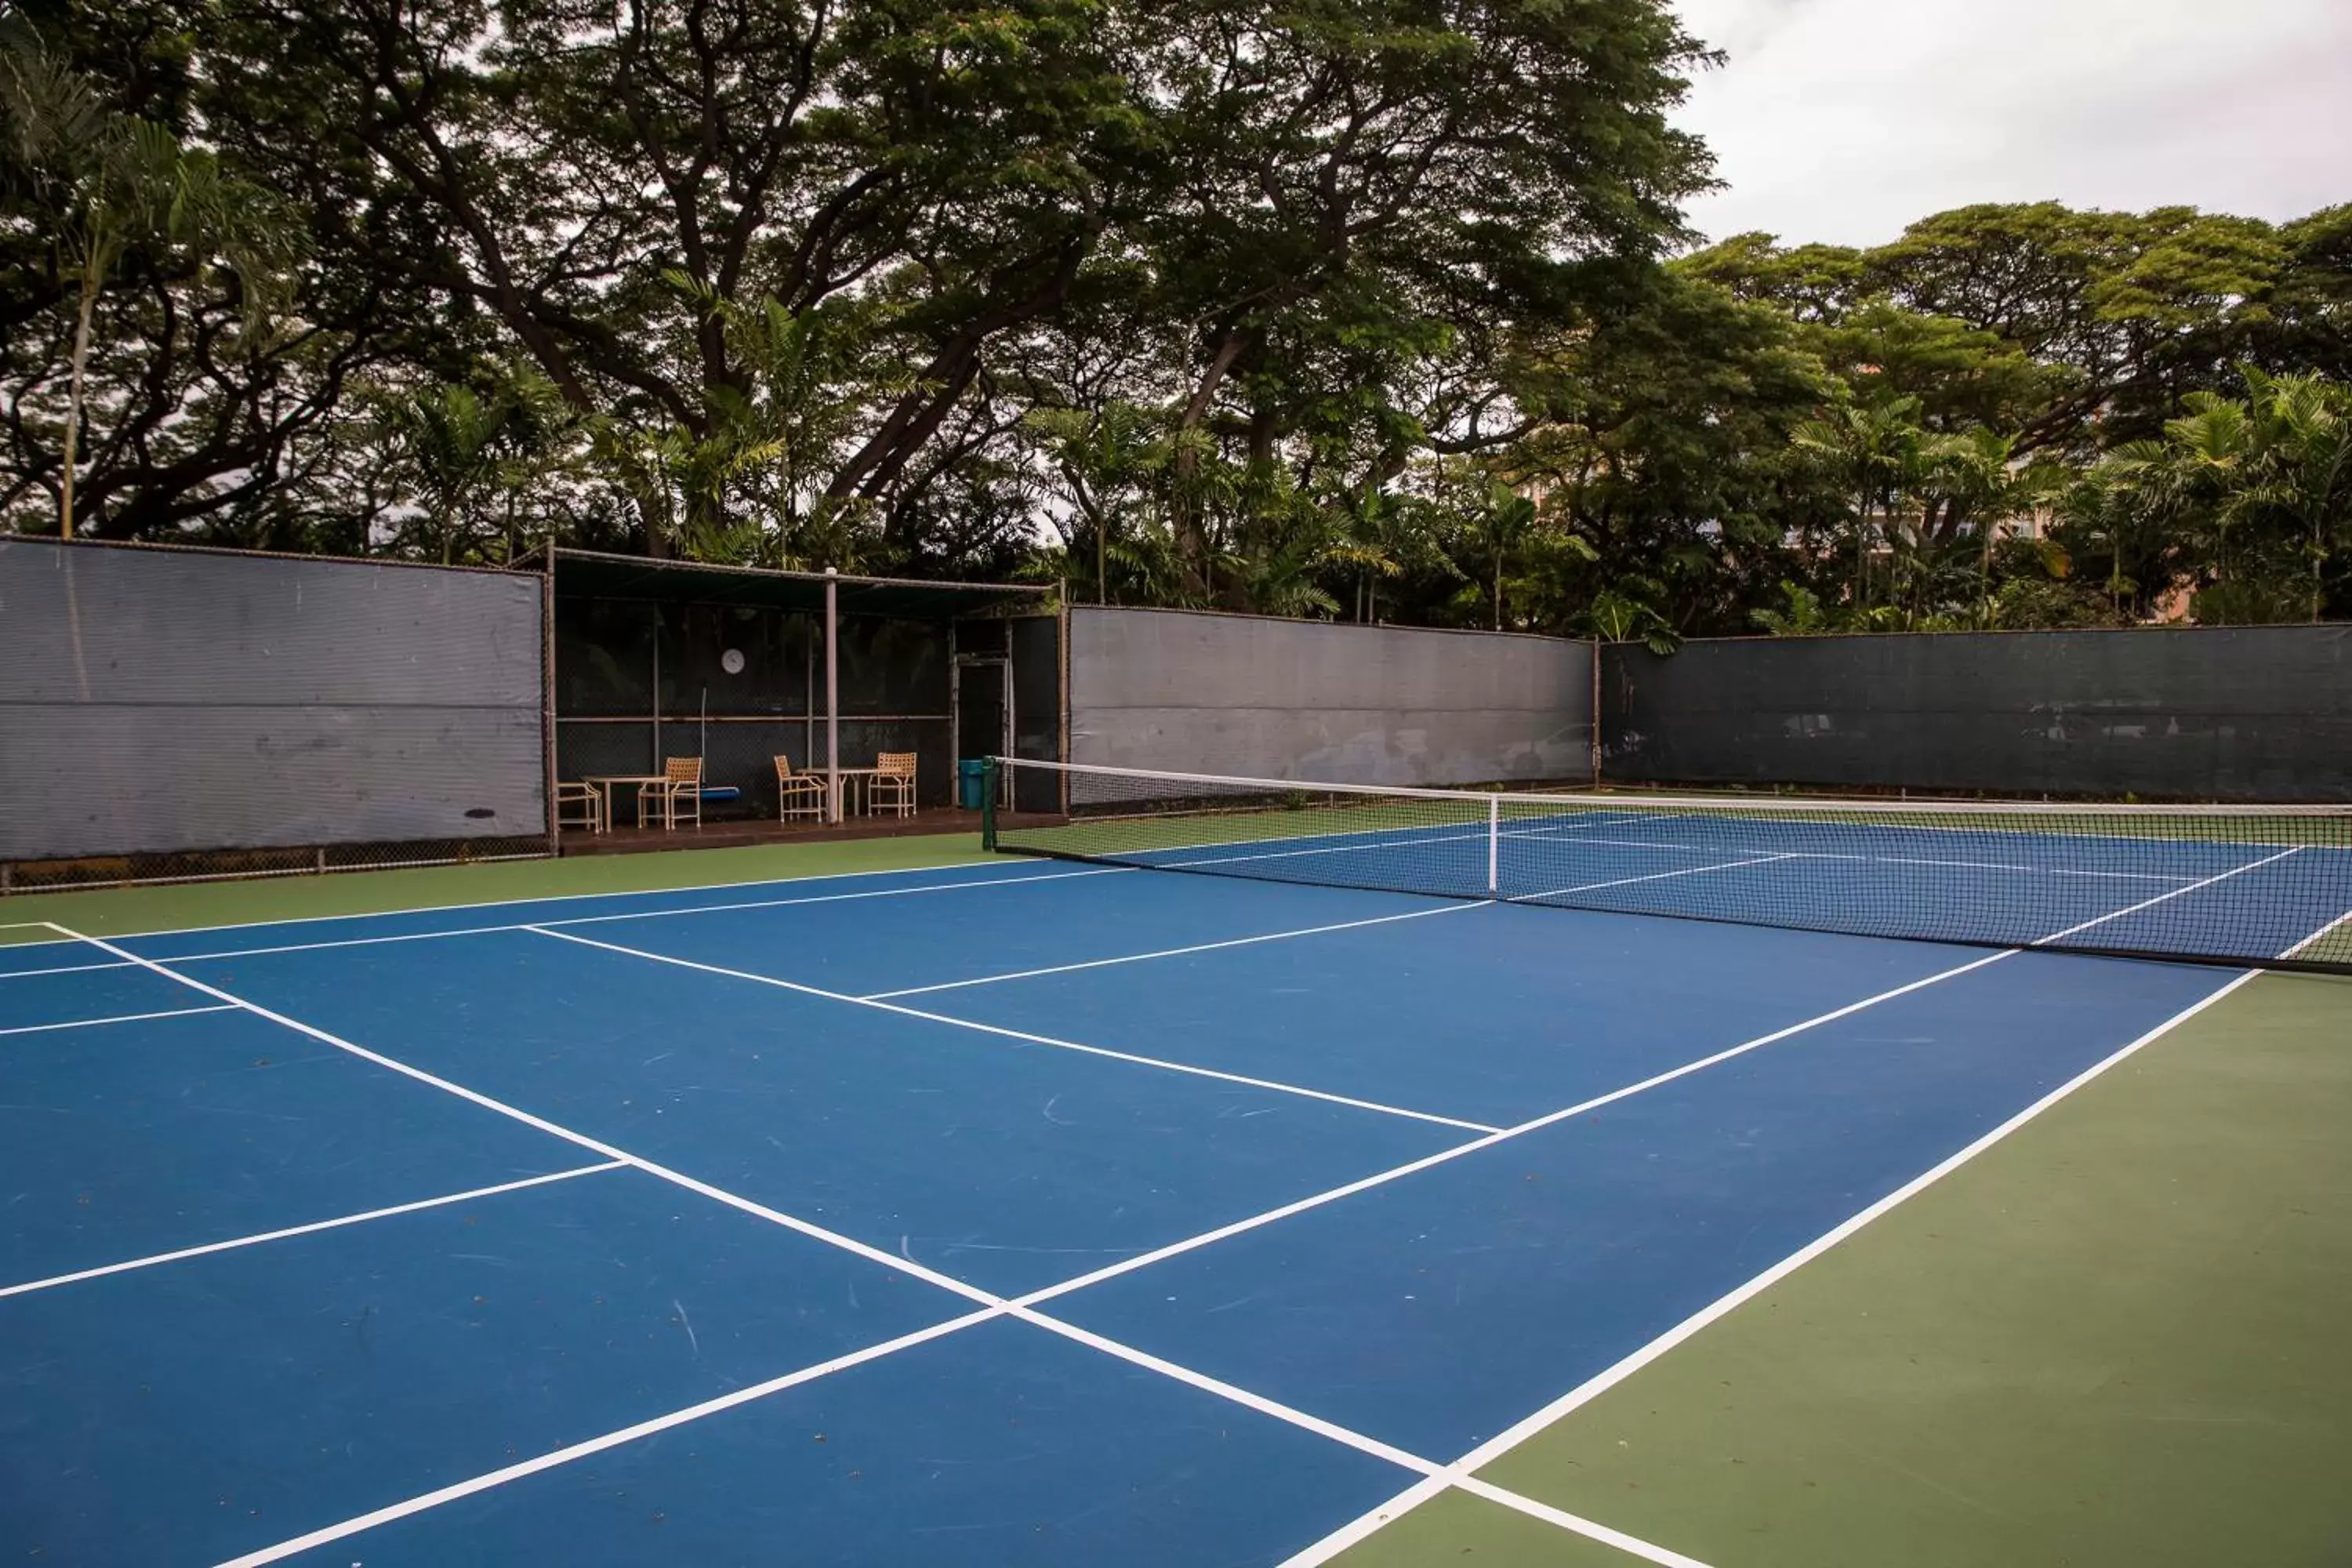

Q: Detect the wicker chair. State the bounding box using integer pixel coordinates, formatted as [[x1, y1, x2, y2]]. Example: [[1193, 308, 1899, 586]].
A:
[[869, 751, 918, 818], [644, 756, 704, 829], [774, 755, 827, 822]]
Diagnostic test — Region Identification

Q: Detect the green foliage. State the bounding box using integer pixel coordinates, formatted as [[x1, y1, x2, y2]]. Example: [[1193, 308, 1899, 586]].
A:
[[2, 11, 303, 536], [2091, 368, 2352, 622], [1, 7, 2347, 641]]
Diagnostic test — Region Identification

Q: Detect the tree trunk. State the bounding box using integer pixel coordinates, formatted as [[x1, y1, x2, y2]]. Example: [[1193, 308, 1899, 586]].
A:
[[60, 271, 101, 539], [1171, 331, 1250, 596], [2315, 514, 2326, 624], [1852, 488, 1870, 608]]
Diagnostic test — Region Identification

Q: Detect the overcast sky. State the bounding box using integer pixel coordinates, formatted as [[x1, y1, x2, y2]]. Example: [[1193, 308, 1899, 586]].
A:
[[1668, 0, 2352, 249]]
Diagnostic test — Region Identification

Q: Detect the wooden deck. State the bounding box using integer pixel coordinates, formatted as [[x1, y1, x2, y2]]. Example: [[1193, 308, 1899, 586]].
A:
[[558, 808, 1062, 858]]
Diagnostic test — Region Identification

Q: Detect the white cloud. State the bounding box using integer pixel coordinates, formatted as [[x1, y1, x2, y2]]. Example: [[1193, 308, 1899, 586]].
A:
[[1669, 0, 2352, 247]]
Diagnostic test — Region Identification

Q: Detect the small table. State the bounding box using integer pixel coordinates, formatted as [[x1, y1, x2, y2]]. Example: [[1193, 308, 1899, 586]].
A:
[[829, 768, 879, 821], [583, 775, 677, 831]]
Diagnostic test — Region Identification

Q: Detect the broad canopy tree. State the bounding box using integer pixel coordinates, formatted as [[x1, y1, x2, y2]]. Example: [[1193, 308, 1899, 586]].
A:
[[3, 0, 2347, 633]]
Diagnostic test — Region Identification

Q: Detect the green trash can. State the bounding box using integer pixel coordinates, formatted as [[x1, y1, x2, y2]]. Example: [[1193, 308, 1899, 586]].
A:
[[958, 758, 990, 810]]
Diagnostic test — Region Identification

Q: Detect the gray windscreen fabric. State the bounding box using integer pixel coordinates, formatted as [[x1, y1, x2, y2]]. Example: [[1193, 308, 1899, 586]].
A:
[[1601, 626, 2352, 802], [1009, 615, 1064, 814], [1069, 607, 1593, 786], [0, 539, 548, 860]]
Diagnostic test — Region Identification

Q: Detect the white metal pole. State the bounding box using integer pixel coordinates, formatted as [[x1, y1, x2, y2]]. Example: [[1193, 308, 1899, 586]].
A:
[[1487, 795, 1501, 896], [824, 568, 840, 822]]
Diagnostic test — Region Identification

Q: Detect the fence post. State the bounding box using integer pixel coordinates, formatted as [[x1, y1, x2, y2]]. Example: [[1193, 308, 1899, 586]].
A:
[[1590, 637, 1603, 789], [541, 539, 560, 855], [824, 567, 840, 822]]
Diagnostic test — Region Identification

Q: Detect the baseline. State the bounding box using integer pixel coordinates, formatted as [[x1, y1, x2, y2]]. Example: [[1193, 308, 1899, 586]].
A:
[[0, 865, 1124, 981], [5, 851, 1028, 948]]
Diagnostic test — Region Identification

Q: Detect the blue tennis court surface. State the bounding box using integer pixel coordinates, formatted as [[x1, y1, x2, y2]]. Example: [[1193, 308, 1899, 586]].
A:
[[2, 851, 2342, 1566]]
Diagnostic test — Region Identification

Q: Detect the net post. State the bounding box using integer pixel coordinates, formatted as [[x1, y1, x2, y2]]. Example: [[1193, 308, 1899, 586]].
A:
[[1486, 795, 1501, 895], [981, 758, 1000, 851]]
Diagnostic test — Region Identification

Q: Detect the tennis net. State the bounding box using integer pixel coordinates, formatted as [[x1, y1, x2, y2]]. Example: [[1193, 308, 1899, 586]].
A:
[[983, 759, 2352, 974]]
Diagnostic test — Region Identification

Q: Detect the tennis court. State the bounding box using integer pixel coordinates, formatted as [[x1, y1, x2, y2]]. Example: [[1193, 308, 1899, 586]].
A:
[[4, 776, 2350, 1565]]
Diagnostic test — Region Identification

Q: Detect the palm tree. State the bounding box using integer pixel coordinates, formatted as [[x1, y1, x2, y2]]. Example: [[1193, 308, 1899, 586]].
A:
[[1328, 482, 1411, 623], [1791, 398, 1930, 612], [374, 368, 575, 562], [2, 15, 300, 536], [1473, 485, 1538, 631], [2096, 368, 2352, 622], [1923, 426, 2063, 615], [2232, 371, 2352, 622], [1027, 401, 1157, 604]]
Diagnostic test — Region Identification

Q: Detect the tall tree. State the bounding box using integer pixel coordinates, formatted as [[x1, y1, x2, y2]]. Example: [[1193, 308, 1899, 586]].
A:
[[2, 11, 301, 535]]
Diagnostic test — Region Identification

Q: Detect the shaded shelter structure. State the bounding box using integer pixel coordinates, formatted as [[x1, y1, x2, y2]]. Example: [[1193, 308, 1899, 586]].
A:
[[539, 550, 1063, 823]]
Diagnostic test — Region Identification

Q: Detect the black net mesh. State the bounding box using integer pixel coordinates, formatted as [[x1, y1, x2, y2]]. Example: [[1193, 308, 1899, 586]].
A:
[[989, 760, 2352, 975]]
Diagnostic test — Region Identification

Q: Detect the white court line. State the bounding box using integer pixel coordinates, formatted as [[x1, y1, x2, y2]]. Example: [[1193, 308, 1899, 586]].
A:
[[1142, 815, 2221, 891], [0, 958, 149, 982], [0, 1163, 624, 1298], [6, 852, 1032, 949], [1454, 1478, 1718, 1568], [2283, 906, 2352, 957], [73, 873, 2126, 1568], [76, 860, 2308, 1567], [213, 1272, 1706, 1568], [1518, 853, 1798, 902], [1105, 808, 1665, 866], [1009, 946, 2019, 1313], [212, 1307, 1009, 1568], [38, 923, 1008, 1316], [0, 866, 1130, 982], [1160, 826, 1494, 870], [985, 1305, 1718, 1568], [188, 909, 1986, 1568], [1840, 852, 2191, 883], [529, 926, 1501, 1134], [1500, 829, 2200, 884], [24, 918, 1681, 1568], [860, 901, 1487, 1000], [2029, 845, 2303, 946], [1281, 953, 2285, 1566], [1142, 811, 1678, 874], [0, 1004, 238, 1038]]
